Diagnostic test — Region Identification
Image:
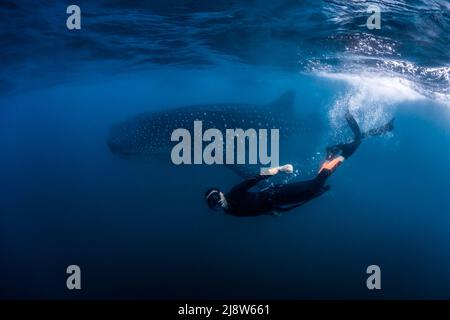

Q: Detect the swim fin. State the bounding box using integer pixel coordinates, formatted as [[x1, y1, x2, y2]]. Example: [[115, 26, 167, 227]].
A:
[[362, 118, 395, 138], [345, 111, 362, 141]]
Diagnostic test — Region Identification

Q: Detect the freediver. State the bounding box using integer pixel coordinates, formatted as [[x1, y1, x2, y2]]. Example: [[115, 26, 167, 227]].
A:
[[205, 112, 394, 216]]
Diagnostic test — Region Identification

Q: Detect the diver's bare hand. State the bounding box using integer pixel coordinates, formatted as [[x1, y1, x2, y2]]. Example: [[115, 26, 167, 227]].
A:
[[263, 167, 280, 175], [279, 164, 294, 174], [262, 164, 294, 175]]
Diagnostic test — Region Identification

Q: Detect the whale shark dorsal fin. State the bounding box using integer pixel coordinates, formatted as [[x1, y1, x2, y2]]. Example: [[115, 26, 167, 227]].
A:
[[266, 90, 295, 111]]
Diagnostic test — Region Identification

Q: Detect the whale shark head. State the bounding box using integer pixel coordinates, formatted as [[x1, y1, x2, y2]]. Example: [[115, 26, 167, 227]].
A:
[[107, 90, 300, 157], [108, 121, 143, 156]]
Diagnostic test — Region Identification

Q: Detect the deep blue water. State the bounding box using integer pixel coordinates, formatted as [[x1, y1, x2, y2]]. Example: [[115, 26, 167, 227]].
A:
[[1, 0, 450, 299]]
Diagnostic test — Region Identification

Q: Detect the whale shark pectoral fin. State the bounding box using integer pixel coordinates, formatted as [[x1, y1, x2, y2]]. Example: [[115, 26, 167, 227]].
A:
[[266, 90, 295, 111]]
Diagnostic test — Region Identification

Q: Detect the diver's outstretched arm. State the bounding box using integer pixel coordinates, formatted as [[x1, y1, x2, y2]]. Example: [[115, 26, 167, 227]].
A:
[[228, 164, 294, 197]]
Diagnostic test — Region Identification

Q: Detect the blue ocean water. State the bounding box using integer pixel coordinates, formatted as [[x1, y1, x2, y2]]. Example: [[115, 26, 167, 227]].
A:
[[1, 0, 450, 299]]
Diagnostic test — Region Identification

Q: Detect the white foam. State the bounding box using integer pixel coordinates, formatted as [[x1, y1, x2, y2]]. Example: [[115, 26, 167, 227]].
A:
[[321, 72, 425, 104], [319, 72, 426, 132]]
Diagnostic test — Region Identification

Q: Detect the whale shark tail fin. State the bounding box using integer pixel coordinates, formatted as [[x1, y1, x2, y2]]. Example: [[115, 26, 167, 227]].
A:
[[266, 90, 295, 111]]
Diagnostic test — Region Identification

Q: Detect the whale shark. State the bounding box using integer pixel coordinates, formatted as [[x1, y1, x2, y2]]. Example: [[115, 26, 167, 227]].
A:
[[109, 90, 307, 153], [107, 90, 318, 177]]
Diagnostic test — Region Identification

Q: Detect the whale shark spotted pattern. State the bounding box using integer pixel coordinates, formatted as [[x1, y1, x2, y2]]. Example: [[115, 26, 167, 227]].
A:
[[107, 91, 310, 160]]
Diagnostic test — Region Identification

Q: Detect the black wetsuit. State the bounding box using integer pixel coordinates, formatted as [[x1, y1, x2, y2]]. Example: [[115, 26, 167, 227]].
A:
[[224, 170, 331, 216], [222, 112, 393, 217]]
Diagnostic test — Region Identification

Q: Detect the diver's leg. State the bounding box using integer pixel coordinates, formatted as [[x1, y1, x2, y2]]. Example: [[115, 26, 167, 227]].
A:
[[322, 114, 359, 172], [328, 116, 394, 159], [339, 114, 395, 157], [319, 155, 345, 174], [326, 143, 344, 160], [339, 140, 361, 159], [271, 169, 331, 206], [271, 113, 364, 208]]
